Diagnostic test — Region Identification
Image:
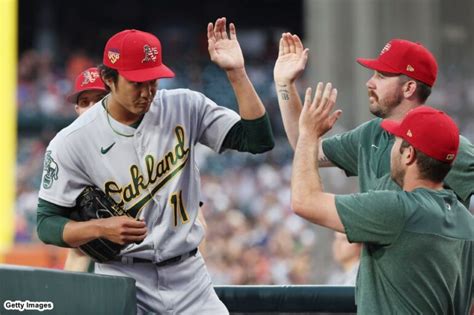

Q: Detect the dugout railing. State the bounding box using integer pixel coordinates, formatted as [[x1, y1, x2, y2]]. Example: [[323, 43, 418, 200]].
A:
[[216, 285, 356, 314]]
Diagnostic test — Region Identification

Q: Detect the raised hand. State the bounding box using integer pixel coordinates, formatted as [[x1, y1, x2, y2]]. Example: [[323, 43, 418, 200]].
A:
[[274, 33, 309, 85], [207, 17, 244, 71], [299, 82, 342, 138]]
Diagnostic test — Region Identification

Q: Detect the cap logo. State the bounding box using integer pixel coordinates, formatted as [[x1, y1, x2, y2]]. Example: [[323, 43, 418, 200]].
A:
[[446, 154, 455, 161], [406, 129, 413, 137], [142, 45, 159, 63], [81, 70, 100, 86], [380, 43, 391, 56], [108, 49, 120, 64], [406, 65, 415, 72]]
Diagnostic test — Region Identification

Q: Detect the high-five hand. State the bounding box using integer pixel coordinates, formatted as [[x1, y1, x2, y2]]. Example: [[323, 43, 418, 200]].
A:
[[207, 17, 244, 71], [274, 33, 309, 85], [299, 82, 342, 138]]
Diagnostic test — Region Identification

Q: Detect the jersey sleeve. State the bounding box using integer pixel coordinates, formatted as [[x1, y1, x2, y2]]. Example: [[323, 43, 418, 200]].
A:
[[36, 198, 73, 247], [194, 92, 241, 152], [444, 136, 474, 206], [322, 120, 374, 176], [335, 190, 406, 245], [38, 137, 91, 207], [220, 113, 275, 154]]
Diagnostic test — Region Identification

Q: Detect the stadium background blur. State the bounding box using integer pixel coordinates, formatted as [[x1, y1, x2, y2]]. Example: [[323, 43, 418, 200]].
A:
[[11, 0, 474, 285]]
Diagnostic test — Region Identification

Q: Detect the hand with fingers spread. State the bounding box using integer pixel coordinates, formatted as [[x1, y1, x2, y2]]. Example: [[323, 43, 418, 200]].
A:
[[274, 33, 309, 85], [207, 17, 244, 71], [299, 82, 342, 138]]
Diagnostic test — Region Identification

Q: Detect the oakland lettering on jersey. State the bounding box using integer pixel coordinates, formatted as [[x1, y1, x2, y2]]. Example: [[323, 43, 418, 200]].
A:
[[105, 126, 190, 216]]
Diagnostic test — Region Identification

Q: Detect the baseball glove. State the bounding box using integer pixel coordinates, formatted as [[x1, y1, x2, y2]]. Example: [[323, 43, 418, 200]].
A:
[[70, 186, 131, 263]]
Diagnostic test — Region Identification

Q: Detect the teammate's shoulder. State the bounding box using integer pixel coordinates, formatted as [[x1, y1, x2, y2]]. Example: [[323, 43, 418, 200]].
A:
[[346, 118, 383, 138], [459, 135, 474, 151], [453, 135, 474, 165], [363, 117, 383, 129]]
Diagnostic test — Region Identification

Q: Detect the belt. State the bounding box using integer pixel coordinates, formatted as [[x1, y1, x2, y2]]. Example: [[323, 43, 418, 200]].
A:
[[115, 248, 198, 267]]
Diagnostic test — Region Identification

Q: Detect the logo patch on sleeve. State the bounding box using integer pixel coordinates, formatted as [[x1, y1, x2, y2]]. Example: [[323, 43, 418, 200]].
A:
[[42, 151, 59, 189]]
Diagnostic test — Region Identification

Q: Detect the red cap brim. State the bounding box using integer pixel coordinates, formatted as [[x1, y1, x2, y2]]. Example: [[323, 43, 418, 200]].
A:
[[119, 64, 175, 82], [380, 119, 404, 138], [66, 88, 107, 104], [356, 58, 400, 74]]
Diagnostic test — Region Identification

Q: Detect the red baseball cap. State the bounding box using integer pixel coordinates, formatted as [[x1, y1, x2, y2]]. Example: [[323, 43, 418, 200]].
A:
[[103, 29, 175, 82], [357, 39, 438, 87], [381, 106, 459, 163], [66, 67, 107, 104]]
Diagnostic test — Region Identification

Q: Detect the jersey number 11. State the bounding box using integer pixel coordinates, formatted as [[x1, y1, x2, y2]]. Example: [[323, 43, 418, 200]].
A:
[[170, 191, 190, 227]]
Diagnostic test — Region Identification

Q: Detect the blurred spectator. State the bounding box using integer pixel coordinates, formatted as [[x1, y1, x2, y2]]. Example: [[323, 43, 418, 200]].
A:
[[326, 232, 361, 286]]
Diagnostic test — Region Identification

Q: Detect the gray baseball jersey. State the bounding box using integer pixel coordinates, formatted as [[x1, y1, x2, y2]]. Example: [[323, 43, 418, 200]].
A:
[[39, 88, 240, 262]]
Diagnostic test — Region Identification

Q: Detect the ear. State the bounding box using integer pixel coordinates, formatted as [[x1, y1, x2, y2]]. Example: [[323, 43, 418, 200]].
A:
[[404, 145, 417, 166], [74, 105, 80, 115], [403, 80, 417, 99], [103, 77, 115, 91]]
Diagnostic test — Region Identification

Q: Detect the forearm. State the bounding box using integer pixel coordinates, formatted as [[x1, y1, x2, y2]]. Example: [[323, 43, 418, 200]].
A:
[[275, 81, 303, 150], [37, 199, 72, 247], [292, 134, 343, 231], [62, 219, 103, 247], [37, 198, 102, 247], [292, 134, 324, 205], [227, 68, 266, 119]]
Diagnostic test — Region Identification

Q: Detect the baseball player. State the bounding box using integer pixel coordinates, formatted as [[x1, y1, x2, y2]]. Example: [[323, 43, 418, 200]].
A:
[[66, 67, 108, 116], [62, 68, 209, 272], [37, 17, 274, 314], [274, 35, 474, 207], [291, 83, 473, 313], [63, 67, 108, 272]]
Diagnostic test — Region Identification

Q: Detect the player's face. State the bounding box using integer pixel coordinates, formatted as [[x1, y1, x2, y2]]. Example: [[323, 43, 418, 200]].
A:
[[390, 137, 406, 187], [366, 71, 404, 118], [109, 74, 158, 118], [75, 90, 108, 116]]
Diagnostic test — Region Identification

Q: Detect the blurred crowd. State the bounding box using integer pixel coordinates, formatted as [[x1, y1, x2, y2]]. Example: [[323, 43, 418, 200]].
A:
[[15, 27, 474, 285]]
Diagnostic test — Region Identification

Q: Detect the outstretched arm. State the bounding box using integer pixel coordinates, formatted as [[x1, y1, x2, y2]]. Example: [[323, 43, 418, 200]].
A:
[[291, 82, 343, 231], [207, 17, 265, 120], [274, 33, 335, 166], [274, 33, 308, 150]]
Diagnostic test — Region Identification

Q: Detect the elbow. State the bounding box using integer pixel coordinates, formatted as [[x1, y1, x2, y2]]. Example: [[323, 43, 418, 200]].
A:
[[248, 135, 275, 154], [264, 139, 276, 152], [36, 213, 70, 247], [291, 193, 324, 225], [250, 140, 275, 154], [36, 219, 50, 245], [290, 195, 306, 218]]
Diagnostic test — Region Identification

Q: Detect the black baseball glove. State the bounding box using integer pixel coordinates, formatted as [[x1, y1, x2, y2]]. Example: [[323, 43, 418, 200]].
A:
[[69, 186, 131, 263]]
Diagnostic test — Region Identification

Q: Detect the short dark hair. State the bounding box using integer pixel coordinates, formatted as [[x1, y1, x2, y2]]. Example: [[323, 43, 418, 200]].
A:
[[399, 139, 451, 182], [98, 64, 119, 92], [399, 75, 432, 103]]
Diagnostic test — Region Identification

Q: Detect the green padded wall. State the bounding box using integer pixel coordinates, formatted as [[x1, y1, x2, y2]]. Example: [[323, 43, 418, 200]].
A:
[[0, 264, 136, 315]]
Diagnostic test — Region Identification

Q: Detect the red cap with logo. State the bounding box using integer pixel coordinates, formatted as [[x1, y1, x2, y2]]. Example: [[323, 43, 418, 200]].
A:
[[357, 39, 438, 87], [381, 106, 459, 163], [66, 67, 107, 104], [103, 29, 175, 82]]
